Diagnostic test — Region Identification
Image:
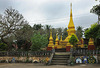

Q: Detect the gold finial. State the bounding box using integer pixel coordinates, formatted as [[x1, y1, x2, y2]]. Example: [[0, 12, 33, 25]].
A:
[[55, 32, 59, 41], [70, 3, 72, 17], [70, 3, 72, 9], [49, 28, 53, 39]]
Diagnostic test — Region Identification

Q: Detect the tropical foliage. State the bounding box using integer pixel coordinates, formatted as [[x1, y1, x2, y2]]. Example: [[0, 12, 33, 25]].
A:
[[31, 33, 48, 51], [69, 34, 79, 47], [0, 43, 8, 51], [76, 26, 83, 40], [84, 23, 100, 47]]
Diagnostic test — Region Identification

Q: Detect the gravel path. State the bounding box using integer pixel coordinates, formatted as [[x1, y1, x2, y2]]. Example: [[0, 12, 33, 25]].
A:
[[0, 63, 100, 68]]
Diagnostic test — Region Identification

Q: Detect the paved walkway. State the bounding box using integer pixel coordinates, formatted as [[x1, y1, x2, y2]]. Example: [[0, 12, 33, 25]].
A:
[[0, 63, 100, 68]]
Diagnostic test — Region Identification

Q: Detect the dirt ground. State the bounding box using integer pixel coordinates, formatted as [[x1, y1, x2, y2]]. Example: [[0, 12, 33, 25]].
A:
[[0, 63, 100, 68]]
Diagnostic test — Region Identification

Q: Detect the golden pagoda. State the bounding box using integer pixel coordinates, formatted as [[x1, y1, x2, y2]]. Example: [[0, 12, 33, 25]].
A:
[[65, 3, 75, 43], [55, 33, 59, 48], [47, 3, 77, 51], [48, 29, 54, 48]]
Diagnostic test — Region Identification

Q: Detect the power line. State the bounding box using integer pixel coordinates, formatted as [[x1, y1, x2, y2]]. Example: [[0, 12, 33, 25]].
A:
[[28, 14, 96, 23]]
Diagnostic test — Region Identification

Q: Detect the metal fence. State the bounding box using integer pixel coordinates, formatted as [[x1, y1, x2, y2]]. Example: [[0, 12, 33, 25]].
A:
[[0, 51, 52, 57], [71, 48, 100, 56], [0, 49, 100, 57]]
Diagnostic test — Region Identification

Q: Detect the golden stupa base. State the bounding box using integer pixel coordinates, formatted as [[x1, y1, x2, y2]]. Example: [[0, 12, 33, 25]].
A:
[[78, 44, 84, 48]]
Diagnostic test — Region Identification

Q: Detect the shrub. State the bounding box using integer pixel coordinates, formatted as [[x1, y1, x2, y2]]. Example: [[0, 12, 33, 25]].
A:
[[0, 43, 8, 51]]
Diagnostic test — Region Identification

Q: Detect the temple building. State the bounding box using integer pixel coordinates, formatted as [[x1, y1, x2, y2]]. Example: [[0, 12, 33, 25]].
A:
[[47, 3, 77, 51]]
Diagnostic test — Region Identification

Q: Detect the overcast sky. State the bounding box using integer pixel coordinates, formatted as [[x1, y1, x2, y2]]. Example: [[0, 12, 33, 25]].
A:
[[0, 0, 99, 29]]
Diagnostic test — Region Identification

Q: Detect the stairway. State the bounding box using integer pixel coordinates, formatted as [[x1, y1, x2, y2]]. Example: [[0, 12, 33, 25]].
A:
[[55, 48, 66, 52], [51, 52, 70, 65]]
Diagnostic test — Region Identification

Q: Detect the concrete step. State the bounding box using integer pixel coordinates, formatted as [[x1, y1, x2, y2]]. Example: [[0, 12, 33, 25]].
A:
[[55, 49, 66, 52], [52, 60, 68, 63], [55, 52, 71, 55], [51, 63, 68, 65], [52, 58, 69, 60], [54, 56, 69, 58], [55, 54, 70, 56], [50, 52, 70, 65]]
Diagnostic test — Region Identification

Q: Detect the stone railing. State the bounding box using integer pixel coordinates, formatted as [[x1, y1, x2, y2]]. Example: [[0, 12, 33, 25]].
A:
[[47, 49, 55, 65], [0, 51, 52, 57], [71, 48, 100, 56]]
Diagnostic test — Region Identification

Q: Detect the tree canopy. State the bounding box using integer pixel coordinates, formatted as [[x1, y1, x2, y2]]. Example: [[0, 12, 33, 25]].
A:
[[90, 4, 100, 16], [30, 33, 48, 51], [84, 23, 99, 39], [76, 26, 83, 40], [69, 34, 79, 47], [0, 8, 28, 44], [84, 23, 100, 48]]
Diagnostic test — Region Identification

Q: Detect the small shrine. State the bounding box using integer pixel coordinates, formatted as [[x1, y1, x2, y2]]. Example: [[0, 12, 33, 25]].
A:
[[88, 38, 95, 50], [47, 29, 54, 51]]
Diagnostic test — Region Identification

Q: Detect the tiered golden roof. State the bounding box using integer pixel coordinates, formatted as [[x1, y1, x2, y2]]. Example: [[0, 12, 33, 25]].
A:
[[89, 38, 94, 45], [48, 29, 54, 47], [55, 33, 59, 47]]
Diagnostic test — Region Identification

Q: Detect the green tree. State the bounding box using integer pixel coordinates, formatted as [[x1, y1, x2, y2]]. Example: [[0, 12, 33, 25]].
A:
[[90, 4, 100, 24], [31, 33, 48, 51], [15, 24, 33, 41], [44, 25, 51, 39], [90, 4, 100, 15], [16, 40, 31, 51], [0, 43, 8, 51], [33, 24, 43, 30], [11, 24, 33, 51], [44, 25, 51, 30], [84, 23, 100, 48], [84, 23, 98, 39], [69, 34, 78, 47], [62, 28, 68, 40], [76, 26, 83, 40], [95, 0, 100, 1], [0, 8, 28, 44]]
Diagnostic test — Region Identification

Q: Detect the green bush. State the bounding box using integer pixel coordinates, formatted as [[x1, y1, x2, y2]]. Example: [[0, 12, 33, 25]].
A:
[[0, 43, 8, 51], [84, 44, 88, 48], [69, 34, 79, 47], [31, 33, 48, 51]]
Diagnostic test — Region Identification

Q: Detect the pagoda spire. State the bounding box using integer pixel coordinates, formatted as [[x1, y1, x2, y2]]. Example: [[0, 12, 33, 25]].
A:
[[70, 3, 72, 17], [65, 3, 76, 42], [50, 29, 53, 40], [55, 33, 59, 41], [68, 3, 75, 28]]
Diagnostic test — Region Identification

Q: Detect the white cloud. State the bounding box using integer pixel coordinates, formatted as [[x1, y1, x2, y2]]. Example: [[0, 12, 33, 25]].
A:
[[0, 0, 99, 28]]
